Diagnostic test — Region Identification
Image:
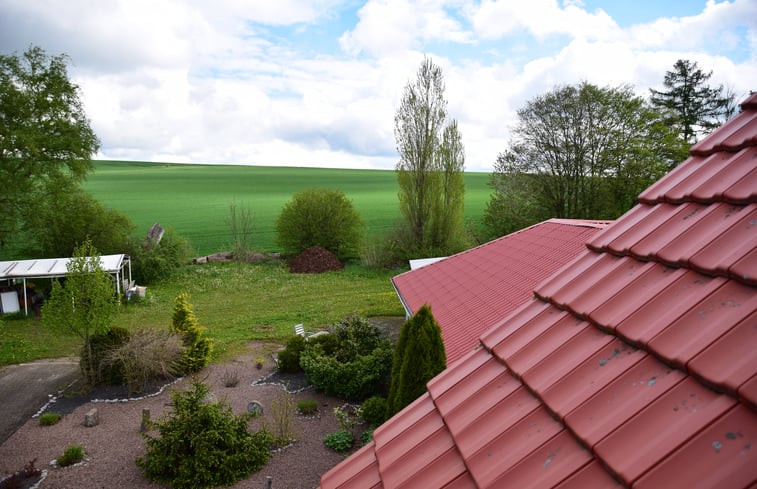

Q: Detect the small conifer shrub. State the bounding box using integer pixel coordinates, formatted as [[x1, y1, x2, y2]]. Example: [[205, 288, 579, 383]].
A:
[[171, 293, 213, 374], [137, 380, 272, 489]]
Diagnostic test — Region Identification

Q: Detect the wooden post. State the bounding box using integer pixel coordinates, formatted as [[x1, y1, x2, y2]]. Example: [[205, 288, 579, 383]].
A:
[[140, 408, 151, 432]]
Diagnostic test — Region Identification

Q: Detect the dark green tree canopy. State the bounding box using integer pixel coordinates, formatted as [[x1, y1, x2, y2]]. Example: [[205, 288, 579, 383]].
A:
[[22, 182, 135, 258], [0, 46, 100, 247], [483, 82, 685, 238], [275, 187, 363, 260], [650, 59, 736, 144]]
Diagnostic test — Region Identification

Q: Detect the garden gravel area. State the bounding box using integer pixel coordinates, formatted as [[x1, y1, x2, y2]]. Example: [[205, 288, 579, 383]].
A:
[[0, 343, 359, 489]]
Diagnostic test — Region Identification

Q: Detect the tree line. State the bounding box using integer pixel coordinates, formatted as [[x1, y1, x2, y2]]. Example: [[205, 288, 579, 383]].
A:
[[483, 60, 737, 237], [0, 45, 739, 269]]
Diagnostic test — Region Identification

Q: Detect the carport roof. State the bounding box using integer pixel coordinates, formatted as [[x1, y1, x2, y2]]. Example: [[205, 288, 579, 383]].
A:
[[0, 254, 129, 280]]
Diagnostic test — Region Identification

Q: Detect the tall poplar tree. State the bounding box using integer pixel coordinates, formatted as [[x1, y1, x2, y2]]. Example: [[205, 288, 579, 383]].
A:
[[394, 57, 466, 257]]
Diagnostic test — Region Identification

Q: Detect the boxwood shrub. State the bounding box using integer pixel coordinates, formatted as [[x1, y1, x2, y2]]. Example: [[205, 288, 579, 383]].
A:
[[300, 316, 392, 401]]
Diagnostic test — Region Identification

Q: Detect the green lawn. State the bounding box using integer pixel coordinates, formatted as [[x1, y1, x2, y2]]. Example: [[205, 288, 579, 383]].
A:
[[2, 162, 489, 366], [0, 261, 406, 366], [83, 161, 492, 256]]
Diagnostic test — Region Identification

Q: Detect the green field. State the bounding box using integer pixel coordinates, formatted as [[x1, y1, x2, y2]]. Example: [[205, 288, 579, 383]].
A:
[[83, 161, 492, 256]]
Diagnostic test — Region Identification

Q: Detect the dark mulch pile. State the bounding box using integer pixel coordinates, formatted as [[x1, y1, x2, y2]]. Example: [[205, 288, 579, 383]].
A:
[[289, 246, 343, 273]]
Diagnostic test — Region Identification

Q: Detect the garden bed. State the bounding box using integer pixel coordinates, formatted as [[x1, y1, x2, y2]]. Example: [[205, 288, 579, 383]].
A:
[[0, 343, 361, 489]]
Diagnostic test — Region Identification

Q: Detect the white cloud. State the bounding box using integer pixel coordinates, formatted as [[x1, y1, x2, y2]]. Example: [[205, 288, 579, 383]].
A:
[[340, 0, 473, 57], [471, 0, 618, 41], [1, 0, 755, 173]]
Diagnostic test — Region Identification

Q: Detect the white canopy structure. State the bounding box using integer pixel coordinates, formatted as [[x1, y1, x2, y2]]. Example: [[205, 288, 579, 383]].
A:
[[0, 254, 132, 315]]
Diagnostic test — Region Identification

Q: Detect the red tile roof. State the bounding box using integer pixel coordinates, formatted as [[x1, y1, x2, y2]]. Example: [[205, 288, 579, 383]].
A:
[[320, 92, 757, 489], [391, 219, 609, 365]]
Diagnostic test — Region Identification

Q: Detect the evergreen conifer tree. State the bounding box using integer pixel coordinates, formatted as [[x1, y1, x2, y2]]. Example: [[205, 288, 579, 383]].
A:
[[386, 305, 446, 417], [171, 293, 213, 373]]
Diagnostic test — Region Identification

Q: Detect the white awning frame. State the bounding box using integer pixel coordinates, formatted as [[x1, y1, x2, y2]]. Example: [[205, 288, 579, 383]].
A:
[[0, 254, 132, 315]]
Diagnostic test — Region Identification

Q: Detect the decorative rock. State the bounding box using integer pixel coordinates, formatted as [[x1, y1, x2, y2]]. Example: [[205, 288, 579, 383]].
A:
[[247, 401, 263, 416], [84, 408, 99, 427]]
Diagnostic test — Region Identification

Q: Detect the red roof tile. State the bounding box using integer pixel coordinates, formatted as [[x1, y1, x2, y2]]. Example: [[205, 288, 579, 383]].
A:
[[593, 377, 736, 485], [688, 310, 757, 395], [321, 92, 757, 489], [564, 355, 687, 448], [392, 219, 609, 365], [633, 404, 757, 489], [554, 461, 622, 488]]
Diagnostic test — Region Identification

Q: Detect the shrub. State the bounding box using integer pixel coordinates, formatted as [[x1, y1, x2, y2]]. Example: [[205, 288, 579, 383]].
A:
[[359, 225, 413, 269], [171, 293, 213, 374], [79, 326, 131, 386], [277, 335, 306, 373], [57, 444, 83, 467], [386, 305, 446, 417], [297, 399, 318, 416], [137, 380, 272, 489], [39, 412, 62, 426], [24, 184, 136, 259], [128, 227, 193, 284], [360, 429, 373, 445], [333, 405, 357, 431], [222, 368, 240, 387], [300, 316, 393, 401], [267, 390, 298, 448], [323, 430, 354, 452], [275, 188, 364, 260], [104, 327, 184, 394], [358, 395, 387, 428]]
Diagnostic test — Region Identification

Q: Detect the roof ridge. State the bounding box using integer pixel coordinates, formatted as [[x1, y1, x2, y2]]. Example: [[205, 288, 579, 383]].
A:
[[546, 218, 613, 229], [583, 202, 756, 287]]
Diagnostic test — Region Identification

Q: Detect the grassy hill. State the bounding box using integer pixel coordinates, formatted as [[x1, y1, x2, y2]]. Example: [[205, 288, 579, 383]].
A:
[[83, 161, 492, 256]]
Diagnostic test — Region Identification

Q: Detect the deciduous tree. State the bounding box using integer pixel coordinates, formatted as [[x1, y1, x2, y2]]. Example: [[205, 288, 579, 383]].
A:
[[484, 82, 683, 237], [0, 46, 99, 248], [23, 183, 135, 258], [43, 240, 119, 384]]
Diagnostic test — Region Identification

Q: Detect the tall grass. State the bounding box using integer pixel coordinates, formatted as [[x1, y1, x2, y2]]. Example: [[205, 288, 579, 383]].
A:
[[83, 161, 491, 256]]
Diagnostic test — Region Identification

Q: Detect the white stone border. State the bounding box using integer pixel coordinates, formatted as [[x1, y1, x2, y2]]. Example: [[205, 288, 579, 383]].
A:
[[32, 377, 183, 418]]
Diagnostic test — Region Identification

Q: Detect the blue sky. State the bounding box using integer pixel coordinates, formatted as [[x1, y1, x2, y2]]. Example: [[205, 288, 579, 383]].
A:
[[1, 0, 755, 171]]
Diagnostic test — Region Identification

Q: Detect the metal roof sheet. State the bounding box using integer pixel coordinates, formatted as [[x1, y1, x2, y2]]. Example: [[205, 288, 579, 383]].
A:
[[321, 92, 757, 489], [392, 219, 608, 365], [0, 254, 127, 278]]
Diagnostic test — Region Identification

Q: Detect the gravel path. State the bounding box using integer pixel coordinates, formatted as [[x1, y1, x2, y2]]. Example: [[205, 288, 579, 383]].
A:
[[0, 343, 359, 489]]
